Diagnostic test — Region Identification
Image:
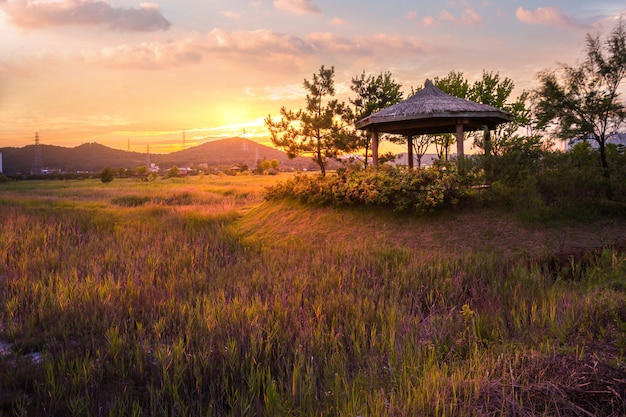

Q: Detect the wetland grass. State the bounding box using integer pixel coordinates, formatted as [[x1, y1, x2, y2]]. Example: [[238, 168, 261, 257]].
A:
[[1, 176, 625, 416]]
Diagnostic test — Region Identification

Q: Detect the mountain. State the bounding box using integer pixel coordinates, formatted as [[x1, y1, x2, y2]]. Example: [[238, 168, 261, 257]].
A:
[[0, 138, 318, 175], [0, 143, 146, 175], [152, 137, 314, 170]]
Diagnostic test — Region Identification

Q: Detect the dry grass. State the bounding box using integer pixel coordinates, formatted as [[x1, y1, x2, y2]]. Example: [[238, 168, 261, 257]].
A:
[[1, 175, 625, 416], [238, 200, 626, 259]]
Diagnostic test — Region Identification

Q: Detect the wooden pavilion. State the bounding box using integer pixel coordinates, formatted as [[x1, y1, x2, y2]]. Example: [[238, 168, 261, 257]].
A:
[[355, 79, 514, 167]]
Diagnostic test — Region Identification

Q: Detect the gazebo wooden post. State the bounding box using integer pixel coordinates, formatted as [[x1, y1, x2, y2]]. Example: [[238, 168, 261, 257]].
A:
[[455, 121, 464, 157], [371, 129, 379, 168], [407, 135, 414, 169]]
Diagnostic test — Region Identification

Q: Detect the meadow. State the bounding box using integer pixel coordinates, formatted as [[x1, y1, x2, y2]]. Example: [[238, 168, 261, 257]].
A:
[[1, 174, 625, 416]]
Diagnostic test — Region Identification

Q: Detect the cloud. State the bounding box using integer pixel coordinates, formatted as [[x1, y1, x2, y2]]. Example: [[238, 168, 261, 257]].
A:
[[439, 10, 456, 23], [460, 9, 482, 25], [244, 84, 305, 101], [307, 32, 429, 56], [220, 10, 240, 20], [437, 8, 482, 25], [515, 7, 589, 30], [406, 11, 418, 21], [220, 10, 241, 20], [422, 16, 435, 26], [273, 0, 320, 15], [205, 28, 314, 55], [86, 29, 314, 69], [80, 29, 433, 70], [86, 40, 203, 69], [329, 17, 347, 26], [0, 0, 171, 31]]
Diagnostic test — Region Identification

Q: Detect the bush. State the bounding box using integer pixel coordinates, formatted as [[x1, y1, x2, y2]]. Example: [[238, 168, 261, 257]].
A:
[[266, 164, 470, 213], [100, 167, 115, 183]]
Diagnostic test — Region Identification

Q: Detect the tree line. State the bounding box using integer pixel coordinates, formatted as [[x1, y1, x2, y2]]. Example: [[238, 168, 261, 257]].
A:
[[265, 18, 626, 184]]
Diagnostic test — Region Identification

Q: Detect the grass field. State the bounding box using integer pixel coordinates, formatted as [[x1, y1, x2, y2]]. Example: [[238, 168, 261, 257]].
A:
[[1, 174, 625, 416]]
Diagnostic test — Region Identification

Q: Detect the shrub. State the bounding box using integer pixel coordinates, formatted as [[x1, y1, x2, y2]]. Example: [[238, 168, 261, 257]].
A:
[[266, 164, 469, 213], [100, 167, 115, 183]]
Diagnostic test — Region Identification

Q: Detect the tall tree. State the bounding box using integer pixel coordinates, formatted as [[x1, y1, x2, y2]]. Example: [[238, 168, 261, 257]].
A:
[[469, 71, 533, 156], [350, 71, 403, 167], [533, 18, 626, 170], [265, 66, 352, 176]]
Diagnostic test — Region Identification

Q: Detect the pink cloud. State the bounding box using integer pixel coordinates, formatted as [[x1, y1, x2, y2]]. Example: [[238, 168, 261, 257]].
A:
[[273, 0, 321, 15], [86, 29, 314, 69], [460, 9, 482, 25], [515, 7, 589, 30], [329, 17, 347, 26], [436, 8, 482, 25], [439, 10, 456, 23], [422, 16, 435, 26], [0, 0, 170, 31], [307, 32, 430, 56], [406, 11, 418, 21], [220, 11, 241, 21]]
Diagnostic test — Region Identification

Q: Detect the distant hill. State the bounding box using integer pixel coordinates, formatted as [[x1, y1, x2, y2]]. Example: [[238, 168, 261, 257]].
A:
[[0, 138, 318, 175], [153, 138, 315, 170]]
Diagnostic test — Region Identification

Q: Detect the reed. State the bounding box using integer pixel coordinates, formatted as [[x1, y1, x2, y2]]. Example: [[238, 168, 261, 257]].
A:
[[0, 176, 624, 416]]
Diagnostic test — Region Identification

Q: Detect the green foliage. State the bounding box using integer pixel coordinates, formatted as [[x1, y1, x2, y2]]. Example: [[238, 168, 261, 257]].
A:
[[479, 139, 626, 219], [533, 18, 626, 170], [350, 71, 403, 120], [349, 71, 404, 166], [167, 166, 180, 178], [265, 65, 353, 176], [402, 71, 532, 161], [100, 167, 115, 183], [266, 164, 468, 213], [136, 166, 148, 176]]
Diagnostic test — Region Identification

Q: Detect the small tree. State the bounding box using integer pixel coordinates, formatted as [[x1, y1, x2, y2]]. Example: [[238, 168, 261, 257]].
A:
[[412, 135, 432, 168], [136, 166, 148, 177], [468, 71, 533, 156], [534, 18, 626, 171], [100, 167, 115, 183], [265, 65, 352, 176], [168, 166, 180, 178], [350, 71, 403, 166]]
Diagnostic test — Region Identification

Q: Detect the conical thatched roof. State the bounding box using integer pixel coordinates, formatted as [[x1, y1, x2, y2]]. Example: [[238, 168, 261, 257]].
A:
[[355, 79, 514, 135]]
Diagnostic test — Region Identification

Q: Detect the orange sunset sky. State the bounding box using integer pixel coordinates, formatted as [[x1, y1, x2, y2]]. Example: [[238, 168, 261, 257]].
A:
[[1, 1, 625, 153]]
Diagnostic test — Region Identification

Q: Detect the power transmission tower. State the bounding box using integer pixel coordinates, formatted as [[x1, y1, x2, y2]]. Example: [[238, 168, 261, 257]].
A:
[[31, 132, 43, 175], [182, 130, 186, 150]]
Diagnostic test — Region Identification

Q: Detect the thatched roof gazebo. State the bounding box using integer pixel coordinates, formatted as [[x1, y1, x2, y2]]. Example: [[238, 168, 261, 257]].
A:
[[355, 79, 514, 167]]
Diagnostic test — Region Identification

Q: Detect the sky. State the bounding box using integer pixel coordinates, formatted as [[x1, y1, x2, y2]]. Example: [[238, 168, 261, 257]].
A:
[[0, 0, 625, 154]]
